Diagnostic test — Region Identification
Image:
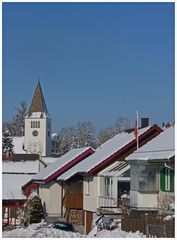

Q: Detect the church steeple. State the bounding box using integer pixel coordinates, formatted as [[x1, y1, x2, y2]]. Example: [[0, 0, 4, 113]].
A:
[[25, 80, 52, 156], [27, 81, 49, 117]]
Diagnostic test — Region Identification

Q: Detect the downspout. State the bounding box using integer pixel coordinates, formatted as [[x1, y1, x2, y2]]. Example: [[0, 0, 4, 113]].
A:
[[61, 182, 63, 219]]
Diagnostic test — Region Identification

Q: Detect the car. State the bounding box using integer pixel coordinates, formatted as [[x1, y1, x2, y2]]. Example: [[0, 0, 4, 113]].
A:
[[52, 221, 76, 232]]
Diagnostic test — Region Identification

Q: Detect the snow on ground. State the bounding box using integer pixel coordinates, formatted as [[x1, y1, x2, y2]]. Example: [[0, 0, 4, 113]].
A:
[[3, 223, 146, 238], [94, 229, 146, 238], [88, 226, 145, 238], [2, 223, 83, 238]]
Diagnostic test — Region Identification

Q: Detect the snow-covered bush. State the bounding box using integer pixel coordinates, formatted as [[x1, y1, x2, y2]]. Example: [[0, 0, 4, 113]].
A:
[[21, 193, 44, 226]]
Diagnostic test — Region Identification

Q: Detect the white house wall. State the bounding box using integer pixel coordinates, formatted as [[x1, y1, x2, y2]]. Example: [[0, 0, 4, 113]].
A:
[[39, 182, 62, 218], [130, 190, 158, 209], [83, 176, 98, 212]]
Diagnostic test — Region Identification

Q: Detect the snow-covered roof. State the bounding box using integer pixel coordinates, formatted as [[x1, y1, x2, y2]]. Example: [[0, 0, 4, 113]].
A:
[[12, 136, 26, 154], [126, 125, 175, 161], [57, 126, 153, 181], [99, 162, 129, 177], [40, 157, 58, 166], [32, 147, 94, 182], [2, 174, 34, 200], [2, 160, 39, 174]]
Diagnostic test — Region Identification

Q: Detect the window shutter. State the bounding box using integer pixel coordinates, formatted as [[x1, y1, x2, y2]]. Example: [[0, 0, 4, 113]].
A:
[[161, 168, 174, 192], [160, 168, 165, 191], [10, 208, 15, 218], [170, 170, 174, 192]]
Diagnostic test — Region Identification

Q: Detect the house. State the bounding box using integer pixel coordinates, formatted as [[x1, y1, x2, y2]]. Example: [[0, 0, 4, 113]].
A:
[[2, 160, 39, 227], [22, 147, 94, 224], [126, 124, 174, 216], [57, 124, 162, 234], [2, 80, 55, 228]]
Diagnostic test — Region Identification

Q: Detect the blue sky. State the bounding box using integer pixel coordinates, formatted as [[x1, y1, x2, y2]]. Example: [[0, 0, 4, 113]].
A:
[[3, 2, 174, 132]]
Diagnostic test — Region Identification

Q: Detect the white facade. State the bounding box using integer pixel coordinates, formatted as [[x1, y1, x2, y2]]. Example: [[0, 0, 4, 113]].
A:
[[130, 190, 158, 209], [129, 165, 174, 210], [83, 176, 98, 212], [24, 117, 52, 157], [83, 162, 131, 213], [39, 181, 62, 218]]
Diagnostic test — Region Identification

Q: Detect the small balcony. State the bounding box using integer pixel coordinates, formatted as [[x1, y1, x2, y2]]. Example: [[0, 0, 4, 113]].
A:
[[98, 195, 130, 214], [98, 195, 118, 208]]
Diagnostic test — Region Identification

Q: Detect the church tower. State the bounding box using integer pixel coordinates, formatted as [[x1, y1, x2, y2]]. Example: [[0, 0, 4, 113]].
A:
[[24, 81, 52, 156]]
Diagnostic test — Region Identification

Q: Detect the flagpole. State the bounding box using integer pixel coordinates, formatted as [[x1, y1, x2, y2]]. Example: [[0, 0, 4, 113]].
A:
[[136, 111, 139, 149]]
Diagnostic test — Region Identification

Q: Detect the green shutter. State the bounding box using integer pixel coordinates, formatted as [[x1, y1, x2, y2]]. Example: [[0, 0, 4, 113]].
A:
[[170, 170, 174, 192], [160, 168, 165, 191], [161, 168, 174, 192], [10, 208, 15, 218]]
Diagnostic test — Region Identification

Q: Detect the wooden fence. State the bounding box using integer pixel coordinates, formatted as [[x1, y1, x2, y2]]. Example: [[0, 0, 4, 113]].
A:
[[122, 216, 175, 238]]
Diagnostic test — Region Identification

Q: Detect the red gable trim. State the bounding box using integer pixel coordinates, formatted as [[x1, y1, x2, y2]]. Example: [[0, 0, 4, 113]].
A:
[[44, 148, 94, 184], [22, 148, 94, 190], [88, 125, 162, 175]]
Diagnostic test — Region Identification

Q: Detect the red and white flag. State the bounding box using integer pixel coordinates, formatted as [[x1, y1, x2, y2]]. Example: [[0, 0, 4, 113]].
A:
[[134, 111, 139, 149]]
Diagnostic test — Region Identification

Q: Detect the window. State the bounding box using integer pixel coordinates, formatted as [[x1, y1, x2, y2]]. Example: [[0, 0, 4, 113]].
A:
[[104, 177, 113, 196], [138, 165, 158, 192], [30, 188, 38, 194], [160, 168, 174, 192], [10, 208, 15, 218], [31, 121, 40, 128], [85, 179, 90, 195]]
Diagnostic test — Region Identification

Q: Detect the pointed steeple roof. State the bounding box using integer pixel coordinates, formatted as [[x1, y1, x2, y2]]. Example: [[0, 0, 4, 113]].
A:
[[27, 81, 49, 118]]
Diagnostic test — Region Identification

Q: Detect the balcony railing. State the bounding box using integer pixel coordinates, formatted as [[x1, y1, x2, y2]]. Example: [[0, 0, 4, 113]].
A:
[[98, 195, 119, 208]]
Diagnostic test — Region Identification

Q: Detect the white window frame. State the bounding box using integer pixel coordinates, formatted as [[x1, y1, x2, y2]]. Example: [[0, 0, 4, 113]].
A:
[[85, 179, 90, 195]]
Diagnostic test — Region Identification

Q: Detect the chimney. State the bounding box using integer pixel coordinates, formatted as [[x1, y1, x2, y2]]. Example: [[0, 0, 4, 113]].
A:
[[141, 118, 149, 128]]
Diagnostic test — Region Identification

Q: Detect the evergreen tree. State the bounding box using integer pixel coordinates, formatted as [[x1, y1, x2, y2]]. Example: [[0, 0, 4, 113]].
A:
[[2, 130, 14, 154], [22, 193, 44, 226]]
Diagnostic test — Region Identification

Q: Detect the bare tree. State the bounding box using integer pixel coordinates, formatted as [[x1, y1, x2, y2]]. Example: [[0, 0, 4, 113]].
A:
[[3, 100, 27, 136], [114, 117, 130, 134], [97, 127, 115, 145]]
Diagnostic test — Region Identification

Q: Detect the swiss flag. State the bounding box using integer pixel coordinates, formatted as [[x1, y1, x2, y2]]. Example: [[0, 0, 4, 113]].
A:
[[134, 118, 138, 141]]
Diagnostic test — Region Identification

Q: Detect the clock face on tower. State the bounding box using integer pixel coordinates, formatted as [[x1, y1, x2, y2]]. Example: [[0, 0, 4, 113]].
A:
[[32, 130, 38, 137]]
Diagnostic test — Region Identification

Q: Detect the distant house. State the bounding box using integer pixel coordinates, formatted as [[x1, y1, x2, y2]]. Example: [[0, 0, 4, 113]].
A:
[[57, 124, 162, 234], [126, 124, 174, 216], [22, 147, 94, 224], [2, 160, 39, 227]]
